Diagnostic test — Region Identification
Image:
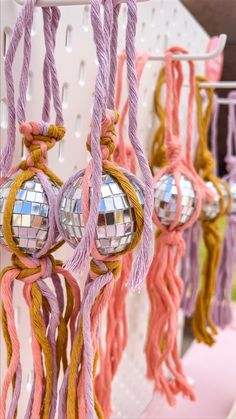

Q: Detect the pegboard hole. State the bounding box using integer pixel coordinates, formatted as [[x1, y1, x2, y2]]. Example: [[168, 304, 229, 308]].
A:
[[156, 33, 161, 50], [122, 6, 127, 29], [26, 370, 34, 392], [0, 98, 8, 128], [58, 140, 65, 163], [78, 61, 86, 86], [21, 138, 27, 159], [141, 22, 146, 43], [75, 114, 81, 138], [26, 71, 33, 101], [31, 10, 38, 36], [14, 306, 20, 329], [151, 8, 156, 27], [82, 6, 90, 31], [65, 25, 73, 52], [61, 83, 69, 108], [2, 27, 11, 58], [142, 88, 147, 108], [164, 33, 169, 49]]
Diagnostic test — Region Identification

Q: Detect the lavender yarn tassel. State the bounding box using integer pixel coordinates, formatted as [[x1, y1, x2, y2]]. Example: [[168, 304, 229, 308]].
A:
[[125, 0, 154, 289], [181, 221, 201, 316], [212, 91, 236, 328]]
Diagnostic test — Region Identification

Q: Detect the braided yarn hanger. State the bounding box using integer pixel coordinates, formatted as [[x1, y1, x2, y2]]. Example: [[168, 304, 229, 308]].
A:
[[145, 46, 203, 406], [191, 76, 230, 346], [56, 0, 153, 417], [212, 90, 236, 328], [94, 50, 149, 419], [0, 3, 80, 418]]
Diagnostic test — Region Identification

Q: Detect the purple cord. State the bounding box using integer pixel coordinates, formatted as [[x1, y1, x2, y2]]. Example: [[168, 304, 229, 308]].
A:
[[212, 90, 236, 328], [124, 0, 154, 289]]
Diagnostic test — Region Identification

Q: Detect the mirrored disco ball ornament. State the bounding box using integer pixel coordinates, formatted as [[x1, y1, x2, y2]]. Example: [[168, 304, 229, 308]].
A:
[[202, 180, 221, 220], [59, 173, 144, 256], [154, 173, 196, 227], [0, 176, 59, 254], [219, 182, 230, 211], [230, 182, 236, 213]]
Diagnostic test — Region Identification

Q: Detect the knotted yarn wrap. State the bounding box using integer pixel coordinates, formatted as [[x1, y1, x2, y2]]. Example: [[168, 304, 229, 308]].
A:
[[0, 3, 81, 418], [145, 48, 203, 406], [212, 90, 236, 328], [192, 76, 228, 346]]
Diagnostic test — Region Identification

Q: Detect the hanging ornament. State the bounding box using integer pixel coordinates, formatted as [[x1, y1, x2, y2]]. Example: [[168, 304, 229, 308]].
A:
[[56, 1, 153, 418], [191, 76, 230, 347], [94, 51, 149, 418], [211, 91, 236, 328], [145, 47, 204, 406], [59, 170, 144, 255], [0, 4, 80, 418]]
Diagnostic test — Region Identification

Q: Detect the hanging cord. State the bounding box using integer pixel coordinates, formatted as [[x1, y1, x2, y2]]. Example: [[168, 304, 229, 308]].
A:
[[0, 4, 80, 419], [212, 90, 236, 328], [145, 47, 205, 406], [94, 51, 149, 419], [148, 55, 208, 317], [56, 0, 154, 416], [191, 76, 229, 346]]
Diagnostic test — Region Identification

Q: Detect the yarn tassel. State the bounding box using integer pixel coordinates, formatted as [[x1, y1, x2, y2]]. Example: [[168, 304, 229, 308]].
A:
[[145, 49, 203, 405], [211, 213, 236, 327], [180, 221, 201, 316], [191, 76, 229, 345]]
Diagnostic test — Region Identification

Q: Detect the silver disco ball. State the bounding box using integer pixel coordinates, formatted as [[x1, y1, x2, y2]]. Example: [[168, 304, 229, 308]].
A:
[[154, 173, 196, 227], [219, 182, 230, 211], [230, 181, 236, 213], [59, 173, 144, 256], [202, 180, 221, 220], [0, 175, 59, 254]]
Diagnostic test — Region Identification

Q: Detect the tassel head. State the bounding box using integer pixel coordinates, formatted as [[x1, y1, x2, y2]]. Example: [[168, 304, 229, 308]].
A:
[[59, 171, 144, 256], [0, 174, 60, 255], [154, 173, 197, 227]]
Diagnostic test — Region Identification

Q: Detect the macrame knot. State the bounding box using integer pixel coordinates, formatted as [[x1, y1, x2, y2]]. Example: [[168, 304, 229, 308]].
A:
[[167, 136, 182, 163], [87, 109, 119, 160], [19, 122, 65, 170], [90, 259, 121, 280], [201, 148, 215, 177], [161, 229, 185, 248], [11, 253, 54, 281]]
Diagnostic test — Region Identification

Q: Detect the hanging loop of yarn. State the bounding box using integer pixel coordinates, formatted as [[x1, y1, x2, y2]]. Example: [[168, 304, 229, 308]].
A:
[[0, 3, 81, 419], [212, 90, 236, 328], [145, 47, 204, 406], [191, 76, 227, 346]]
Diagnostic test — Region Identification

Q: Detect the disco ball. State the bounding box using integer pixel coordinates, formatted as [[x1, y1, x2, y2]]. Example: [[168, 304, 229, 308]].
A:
[[154, 173, 196, 227], [0, 175, 59, 255], [202, 180, 221, 220], [230, 181, 236, 214], [219, 182, 230, 211], [59, 173, 144, 256]]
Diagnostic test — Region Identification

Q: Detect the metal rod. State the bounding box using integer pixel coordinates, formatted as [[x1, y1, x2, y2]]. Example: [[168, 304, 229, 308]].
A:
[[16, 0, 149, 6], [199, 81, 236, 89], [148, 34, 227, 62], [217, 98, 236, 105]]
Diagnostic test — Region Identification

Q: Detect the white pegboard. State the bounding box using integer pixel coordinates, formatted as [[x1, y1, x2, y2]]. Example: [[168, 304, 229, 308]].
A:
[[0, 1, 209, 417]]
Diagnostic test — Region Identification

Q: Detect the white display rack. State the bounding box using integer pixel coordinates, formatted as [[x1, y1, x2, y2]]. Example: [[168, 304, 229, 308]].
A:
[[0, 1, 209, 417]]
